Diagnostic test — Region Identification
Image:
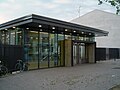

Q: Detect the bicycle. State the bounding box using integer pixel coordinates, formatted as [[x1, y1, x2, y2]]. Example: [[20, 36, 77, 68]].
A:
[[15, 60, 29, 72], [0, 61, 8, 76]]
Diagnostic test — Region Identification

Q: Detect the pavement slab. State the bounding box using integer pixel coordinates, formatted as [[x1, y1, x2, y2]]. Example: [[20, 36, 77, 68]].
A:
[[0, 60, 120, 90]]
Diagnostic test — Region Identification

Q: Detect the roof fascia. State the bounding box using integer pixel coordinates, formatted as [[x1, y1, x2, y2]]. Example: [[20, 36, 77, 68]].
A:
[[32, 14, 108, 36], [0, 14, 33, 29]]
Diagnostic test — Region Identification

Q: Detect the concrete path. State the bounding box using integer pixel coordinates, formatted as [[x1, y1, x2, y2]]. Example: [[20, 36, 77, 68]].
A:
[[0, 60, 120, 90]]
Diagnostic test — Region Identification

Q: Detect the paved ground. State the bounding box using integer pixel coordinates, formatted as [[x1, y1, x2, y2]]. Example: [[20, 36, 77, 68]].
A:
[[0, 60, 120, 90]]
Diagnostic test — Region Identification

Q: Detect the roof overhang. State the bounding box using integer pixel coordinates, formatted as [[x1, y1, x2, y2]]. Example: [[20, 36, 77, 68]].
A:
[[0, 14, 108, 37]]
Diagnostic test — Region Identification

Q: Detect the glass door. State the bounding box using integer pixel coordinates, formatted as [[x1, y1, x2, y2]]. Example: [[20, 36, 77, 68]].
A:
[[73, 43, 77, 65], [27, 30, 38, 69], [49, 33, 58, 67], [39, 32, 49, 68], [80, 43, 85, 63], [73, 42, 86, 65], [78, 44, 81, 64]]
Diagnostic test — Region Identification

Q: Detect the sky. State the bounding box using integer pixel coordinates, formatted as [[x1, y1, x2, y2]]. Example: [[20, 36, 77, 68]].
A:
[[0, 0, 116, 24]]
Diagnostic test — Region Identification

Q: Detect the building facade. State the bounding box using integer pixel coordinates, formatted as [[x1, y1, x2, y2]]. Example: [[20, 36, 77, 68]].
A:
[[0, 14, 108, 70]]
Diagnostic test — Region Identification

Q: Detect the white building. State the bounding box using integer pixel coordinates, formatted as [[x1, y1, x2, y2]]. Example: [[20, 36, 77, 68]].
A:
[[71, 9, 120, 60], [71, 9, 120, 48]]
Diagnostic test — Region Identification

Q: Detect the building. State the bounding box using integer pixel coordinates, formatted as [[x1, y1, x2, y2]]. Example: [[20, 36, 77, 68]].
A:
[[0, 14, 108, 70], [71, 9, 120, 60]]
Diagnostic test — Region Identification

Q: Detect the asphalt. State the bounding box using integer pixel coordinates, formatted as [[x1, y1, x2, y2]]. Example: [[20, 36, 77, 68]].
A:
[[0, 60, 120, 90]]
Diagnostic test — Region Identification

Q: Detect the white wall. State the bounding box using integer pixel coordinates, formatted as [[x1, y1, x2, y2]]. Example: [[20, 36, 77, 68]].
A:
[[71, 10, 120, 48]]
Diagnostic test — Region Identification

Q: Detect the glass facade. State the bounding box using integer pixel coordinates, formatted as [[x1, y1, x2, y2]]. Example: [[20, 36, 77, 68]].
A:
[[0, 27, 95, 70]]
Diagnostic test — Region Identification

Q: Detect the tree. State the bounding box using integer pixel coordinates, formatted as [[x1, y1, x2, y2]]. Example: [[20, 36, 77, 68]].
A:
[[98, 0, 120, 14]]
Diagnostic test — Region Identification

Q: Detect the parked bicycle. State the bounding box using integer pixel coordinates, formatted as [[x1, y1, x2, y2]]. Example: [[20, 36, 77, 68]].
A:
[[0, 61, 8, 76], [15, 60, 29, 72]]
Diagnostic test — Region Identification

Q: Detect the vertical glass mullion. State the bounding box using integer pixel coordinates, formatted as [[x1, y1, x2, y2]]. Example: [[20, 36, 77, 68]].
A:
[[56, 29, 58, 66], [9, 30, 11, 45], [58, 33, 61, 66], [54, 32, 57, 67], [39, 31, 42, 68], [4, 31, 6, 44], [40, 32, 42, 68], [49, 32, 51, 67], [48, 29, 50, 68], [4, 31, 5, 44], [63, 31, 65, 66], [0, 31, 1, 44], [38, 31, 40, 68], [0, 31, 3, 44], [23, 29, 27, 62], [15, 29, 16, 45], [39, 32, 41, 68], [8, 30, 10, 45], [0, 31, 1, 58]]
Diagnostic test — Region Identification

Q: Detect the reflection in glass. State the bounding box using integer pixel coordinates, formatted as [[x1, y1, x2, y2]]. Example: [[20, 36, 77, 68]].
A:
[[39, 32, 49, 68], [49, 33, 58, 67], [80, 43, 85, 61], [16, 28, 22, 45], [58, 33, 64, 66], [1, 31, 6, 44], [5, 30, 9, 45], [72, 35, 78, 40], [10, 30, 16, 45], [65, 34, 71, 40], [26, 30, 38, 69]]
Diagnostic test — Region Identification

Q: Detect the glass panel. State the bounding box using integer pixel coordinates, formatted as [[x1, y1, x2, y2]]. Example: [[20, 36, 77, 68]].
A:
[[73, 43, 77, 65], [78, 44, 81, 64], [0, 31, 2, 44], [58, 33, 64, 66], [80, 43, 85, 62], [10, 30, 16, 45], [84, 36, 90, 41], [72, 35, 78, 40], [49, 33, 54, 67], [1, 31, 5, 44], [5, 30, 9, 45], [79, 36, 84, 41], [65, 34, 71, 40], [39, 32, 49, 68], [49, 33, 58, 67], [25, 30, 38, 69], [16, 28, 22, 45], [54, 33, 58, 66], [90, 37, 95, 41]]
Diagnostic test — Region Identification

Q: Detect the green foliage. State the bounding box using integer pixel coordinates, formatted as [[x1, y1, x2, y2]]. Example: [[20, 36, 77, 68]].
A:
[[98, 0, 120, 14]]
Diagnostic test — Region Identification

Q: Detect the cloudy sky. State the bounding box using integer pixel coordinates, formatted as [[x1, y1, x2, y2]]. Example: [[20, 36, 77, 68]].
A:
[[0, 0, 116, 24]]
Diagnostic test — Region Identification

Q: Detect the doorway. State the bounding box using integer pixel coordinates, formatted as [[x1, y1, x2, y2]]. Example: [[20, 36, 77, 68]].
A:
[[63, 40, 96, 67], [73, 42, 85, 65]]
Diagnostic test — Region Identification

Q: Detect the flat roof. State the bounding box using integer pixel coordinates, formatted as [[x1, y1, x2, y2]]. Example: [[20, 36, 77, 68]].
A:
[[0, 14, 108, 36]]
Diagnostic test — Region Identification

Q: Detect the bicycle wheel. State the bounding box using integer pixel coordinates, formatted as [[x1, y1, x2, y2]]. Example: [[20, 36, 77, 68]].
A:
[[0, 66, 8, 76], [15, 63, 22, 71]]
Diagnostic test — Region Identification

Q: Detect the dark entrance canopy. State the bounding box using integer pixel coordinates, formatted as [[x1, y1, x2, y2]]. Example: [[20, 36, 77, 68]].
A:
[[0, 14, 108, 37]]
